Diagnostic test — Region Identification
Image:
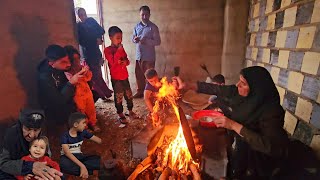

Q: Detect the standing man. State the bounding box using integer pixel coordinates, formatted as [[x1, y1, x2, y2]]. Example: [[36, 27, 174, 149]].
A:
[[132, 5, 161, 98], [77, 8, 113, 101]]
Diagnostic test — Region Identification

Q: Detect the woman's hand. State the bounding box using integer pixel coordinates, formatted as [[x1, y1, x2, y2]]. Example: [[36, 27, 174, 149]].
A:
[[97, 38, 103, 45], [213, 116, 243, 135]]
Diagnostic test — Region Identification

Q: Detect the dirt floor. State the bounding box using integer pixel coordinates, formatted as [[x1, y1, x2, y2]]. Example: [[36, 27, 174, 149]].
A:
[[50, 98, 150, 179], [49, 97, 197, 179]]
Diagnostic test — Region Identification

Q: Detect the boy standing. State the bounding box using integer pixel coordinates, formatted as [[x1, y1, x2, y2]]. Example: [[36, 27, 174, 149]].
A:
[[60, 112, 102, 179], [104, 26, 139, 124]]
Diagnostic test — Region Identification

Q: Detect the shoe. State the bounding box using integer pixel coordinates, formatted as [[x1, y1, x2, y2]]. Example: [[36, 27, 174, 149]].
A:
[[118, 114, 128, 124], [132, 93, 143, 98]]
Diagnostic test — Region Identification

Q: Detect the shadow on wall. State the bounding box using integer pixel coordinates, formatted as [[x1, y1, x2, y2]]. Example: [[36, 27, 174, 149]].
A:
[[10, 14, 49, 108]]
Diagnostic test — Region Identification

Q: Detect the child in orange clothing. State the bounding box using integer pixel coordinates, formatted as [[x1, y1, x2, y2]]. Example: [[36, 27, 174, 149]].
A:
[[104, 26, 139, 124], [16, 136, 60, 180], [64, 46, 100, 132]]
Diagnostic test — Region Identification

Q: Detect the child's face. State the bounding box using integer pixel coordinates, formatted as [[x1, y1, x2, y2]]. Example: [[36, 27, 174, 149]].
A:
[[75, 119, 87, 132], [147, 76, 160, 87], [72, 54, 81, 66], [109, 33, 122, 46], [29, 139, 46, 159]]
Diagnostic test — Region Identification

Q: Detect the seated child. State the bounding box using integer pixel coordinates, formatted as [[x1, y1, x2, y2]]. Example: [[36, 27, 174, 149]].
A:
[[104, 26, 139, 124], [64, 46, 100, 132], [59, 112, 102, 179], [211, 74, 225, 85], [16, 136, 61, 180]]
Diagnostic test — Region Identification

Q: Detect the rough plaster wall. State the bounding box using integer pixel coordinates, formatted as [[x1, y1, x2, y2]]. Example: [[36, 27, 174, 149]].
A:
[[101, 0, 224, 91], [0, 0, 77, 123], [221, 0, 249, 84], [246, 0, 320, 157]]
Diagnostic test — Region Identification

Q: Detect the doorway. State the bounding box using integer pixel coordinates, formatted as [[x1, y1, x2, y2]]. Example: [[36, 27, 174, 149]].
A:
[[73, 0, 110, 86]]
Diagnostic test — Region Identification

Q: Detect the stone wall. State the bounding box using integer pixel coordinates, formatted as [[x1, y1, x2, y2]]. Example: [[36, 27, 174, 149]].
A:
[[0, 0, 77, 123], [101, 0, 225, 91], [246, 0, 320, 156]]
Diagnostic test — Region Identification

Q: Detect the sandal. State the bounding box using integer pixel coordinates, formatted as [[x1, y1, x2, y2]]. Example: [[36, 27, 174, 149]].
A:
[[119, 116, 128, 124]]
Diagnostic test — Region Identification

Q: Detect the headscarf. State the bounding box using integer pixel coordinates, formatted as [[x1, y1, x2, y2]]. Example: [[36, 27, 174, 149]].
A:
[[230, 66, 281, 125]]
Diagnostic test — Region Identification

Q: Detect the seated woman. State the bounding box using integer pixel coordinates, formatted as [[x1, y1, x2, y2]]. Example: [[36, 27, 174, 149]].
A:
[[174, 66, 289, 179]]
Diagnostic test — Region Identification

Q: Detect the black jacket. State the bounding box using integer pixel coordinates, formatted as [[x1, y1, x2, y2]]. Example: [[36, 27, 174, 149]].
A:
[[77, 17, 105, 65], [0, 123, 33, 179], [37, 59, 76, 124]]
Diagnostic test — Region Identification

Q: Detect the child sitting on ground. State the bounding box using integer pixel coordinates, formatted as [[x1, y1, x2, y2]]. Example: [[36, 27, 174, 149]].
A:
[[59, 112, 102, 179], [17, 136, 60, 180], [104, 26, 139, 124], [64, 46, 100, 132]]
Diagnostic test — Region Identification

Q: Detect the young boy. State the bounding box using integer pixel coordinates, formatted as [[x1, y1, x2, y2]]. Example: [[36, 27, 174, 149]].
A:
[[60, 112, 102, 179], [211, 74, 225, 85], [17, 136, 60, 180], [64, 45, 100, 132], [104, 26, 139, 124], [144, 68, 162, 114]]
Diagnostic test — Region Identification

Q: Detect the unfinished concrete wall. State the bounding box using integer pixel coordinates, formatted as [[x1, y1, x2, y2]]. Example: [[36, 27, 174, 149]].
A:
[[245, 0, 320, 157], [101, 0, 225, 91], [0, 0, 77, 123], [221, 0, 249, 84]]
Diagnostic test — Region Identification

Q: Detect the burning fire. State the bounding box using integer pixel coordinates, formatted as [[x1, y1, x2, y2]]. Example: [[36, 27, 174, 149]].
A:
[[151, 77, 197, 173]]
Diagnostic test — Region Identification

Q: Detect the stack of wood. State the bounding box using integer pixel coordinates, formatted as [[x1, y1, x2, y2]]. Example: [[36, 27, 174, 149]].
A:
[[128, 135, 201, 180]]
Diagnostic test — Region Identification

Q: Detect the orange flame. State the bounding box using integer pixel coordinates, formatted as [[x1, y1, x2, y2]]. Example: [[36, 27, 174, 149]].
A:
[[151, 77, 195, 173]]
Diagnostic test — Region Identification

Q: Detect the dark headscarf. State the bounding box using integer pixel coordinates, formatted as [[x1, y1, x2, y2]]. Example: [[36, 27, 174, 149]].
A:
[[230, 66, 281, 125]]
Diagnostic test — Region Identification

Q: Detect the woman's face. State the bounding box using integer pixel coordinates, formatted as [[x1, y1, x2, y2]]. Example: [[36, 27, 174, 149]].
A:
[[236, 75, 250, 97], [78, 9, 87, 22]]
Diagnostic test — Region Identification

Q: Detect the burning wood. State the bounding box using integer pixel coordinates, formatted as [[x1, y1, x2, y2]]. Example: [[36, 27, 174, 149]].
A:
[[129, 78, 201, 180]]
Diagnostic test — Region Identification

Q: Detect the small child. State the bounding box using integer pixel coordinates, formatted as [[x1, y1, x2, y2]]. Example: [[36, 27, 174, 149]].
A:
[[17, 136, 61, 180], [144, 68, 162, 113], [60, 112, 102, 179], [64, 46, 100, 132], [211, 74, 225, 85], [104, 26, 139, 124]]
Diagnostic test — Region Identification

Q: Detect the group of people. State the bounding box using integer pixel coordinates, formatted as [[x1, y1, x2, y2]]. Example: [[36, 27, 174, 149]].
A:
[[0, 109, 102, 179], [0, 5, 162, 180], [1, 4, 319, 180]]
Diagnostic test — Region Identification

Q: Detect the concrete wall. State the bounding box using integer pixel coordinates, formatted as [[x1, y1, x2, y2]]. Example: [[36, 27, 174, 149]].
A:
[[101, 0, 225, 91], [221, 0, 249, 84], [0, 0, 77, 123], [245, 0, 320, 157]]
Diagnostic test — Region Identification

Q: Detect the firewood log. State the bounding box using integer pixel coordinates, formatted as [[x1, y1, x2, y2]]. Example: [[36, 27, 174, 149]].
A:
[[127, 156, 153, 180], [158, 167, 172, 180], [180, 173, 188, 180], [189, 164, 201, 180]]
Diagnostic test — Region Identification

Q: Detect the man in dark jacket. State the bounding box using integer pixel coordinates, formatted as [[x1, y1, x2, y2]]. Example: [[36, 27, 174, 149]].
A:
[[38, 44, 84, 125], [0, 109, 63, 179]]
